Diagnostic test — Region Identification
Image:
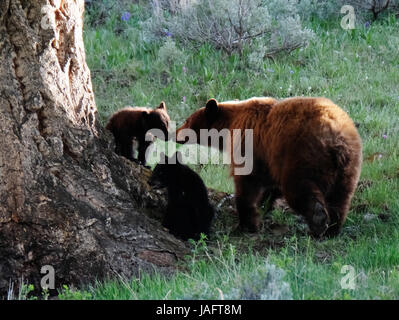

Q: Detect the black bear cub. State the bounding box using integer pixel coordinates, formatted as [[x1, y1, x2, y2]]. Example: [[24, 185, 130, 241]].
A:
[[106, 102, 170, 166], [149, 152, 214, 241]]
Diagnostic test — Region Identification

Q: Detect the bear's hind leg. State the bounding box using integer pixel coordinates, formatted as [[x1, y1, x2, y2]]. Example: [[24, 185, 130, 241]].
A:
[[234, 175, 265, 233], [204, 204, 215, 237], [282, 179, 330, 238]]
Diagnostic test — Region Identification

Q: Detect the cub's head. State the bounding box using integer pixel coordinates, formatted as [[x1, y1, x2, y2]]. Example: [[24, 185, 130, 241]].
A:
[[142, 102, 170, 138], [176, 98, 220, 144], [149, 152, 182, 188]]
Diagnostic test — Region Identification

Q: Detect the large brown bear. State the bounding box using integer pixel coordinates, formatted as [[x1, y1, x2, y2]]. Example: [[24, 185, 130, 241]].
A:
[[176, 97, 362, 237], [106, 102, 170, 165]]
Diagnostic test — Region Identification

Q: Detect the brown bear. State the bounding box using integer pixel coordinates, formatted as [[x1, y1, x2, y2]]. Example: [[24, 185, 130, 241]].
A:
[[176, 97, 362, 237], [106, 102, 170, 165]]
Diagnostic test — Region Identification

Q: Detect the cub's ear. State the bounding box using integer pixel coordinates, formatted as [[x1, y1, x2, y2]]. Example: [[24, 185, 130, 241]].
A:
[[205, 98, 218, 121], [141, 110, 149, 121], [157, 101, 167, 110], [141, 111, 149, 127]]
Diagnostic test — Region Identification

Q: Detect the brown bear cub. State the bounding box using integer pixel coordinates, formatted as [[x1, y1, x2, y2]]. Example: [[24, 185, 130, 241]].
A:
[[149, 152, 215, 241], [106, 102, 170, 165], [176, 97, 362, 238]]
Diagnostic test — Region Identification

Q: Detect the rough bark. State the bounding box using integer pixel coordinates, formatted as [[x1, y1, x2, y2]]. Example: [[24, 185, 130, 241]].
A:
[[0, 0, 190, 297]]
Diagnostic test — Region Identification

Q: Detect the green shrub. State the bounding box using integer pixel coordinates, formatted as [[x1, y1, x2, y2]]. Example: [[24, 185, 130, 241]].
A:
[[224, 263, 293, 300], [344, 0, 399, 20], [58, 285, 93, 300], [142, 0, 314, 57], [297, 0, 343, 20], [156, 38, 187, 69], [297, 0, 399, 22]]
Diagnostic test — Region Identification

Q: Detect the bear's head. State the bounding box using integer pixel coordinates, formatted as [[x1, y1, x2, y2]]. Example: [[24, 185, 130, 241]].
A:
[[149, 152, 182, 189], [308, 201, 331, 238], [175, 98, 221, 145], [142, 102, 170, 139]]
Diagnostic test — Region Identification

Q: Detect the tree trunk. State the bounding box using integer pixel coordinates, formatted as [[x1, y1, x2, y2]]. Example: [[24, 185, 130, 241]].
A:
[[0, 0, 189, 297]]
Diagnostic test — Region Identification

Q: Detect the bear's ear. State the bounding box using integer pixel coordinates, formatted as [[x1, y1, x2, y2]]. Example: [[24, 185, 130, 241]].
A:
[[205, 98, 218, 121], [157, 101, 167, 110]]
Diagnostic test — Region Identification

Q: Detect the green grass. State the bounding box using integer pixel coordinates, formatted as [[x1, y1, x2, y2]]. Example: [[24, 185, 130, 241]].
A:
[[58, 237, 295, 300], [62, 5, 399, 300]]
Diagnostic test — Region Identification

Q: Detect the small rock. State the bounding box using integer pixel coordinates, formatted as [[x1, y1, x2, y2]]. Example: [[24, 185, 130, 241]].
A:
[[363, 213, 377, 222]]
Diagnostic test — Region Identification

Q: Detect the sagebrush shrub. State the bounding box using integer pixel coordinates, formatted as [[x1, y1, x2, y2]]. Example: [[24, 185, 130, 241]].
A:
[[177, 261, 292, 300], [297, 0, 399, 21], [156, 38, 187, 68], [297, 0, 343, 20], [224, 263, 293, 300], [343, 0, 399, 20], [85, 0, 115, 27], [142, 0, 314, 57]]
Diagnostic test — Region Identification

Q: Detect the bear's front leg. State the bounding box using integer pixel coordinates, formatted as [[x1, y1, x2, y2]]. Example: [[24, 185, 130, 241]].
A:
[[234, 175, 265, 233], [137, 138, 152, 167], [119, 138, 135, 161]]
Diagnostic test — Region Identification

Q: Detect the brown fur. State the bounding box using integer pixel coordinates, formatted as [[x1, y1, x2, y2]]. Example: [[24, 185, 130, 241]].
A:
[[176, 97, 362, 237], [106, 102, 170, 165]]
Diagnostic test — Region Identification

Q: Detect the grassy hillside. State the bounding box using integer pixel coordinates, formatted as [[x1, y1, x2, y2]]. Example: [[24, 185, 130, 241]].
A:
[[59, 3, 399, 299]]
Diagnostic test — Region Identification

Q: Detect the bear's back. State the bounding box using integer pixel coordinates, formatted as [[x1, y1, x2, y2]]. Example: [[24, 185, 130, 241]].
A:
[[218, 97, 278, 109], [263, 97, 362, 183], [219, 97, 278, 132], [266, 97, 358, 141], [106, 106, 150, 132], [179, 163, 209, 199]]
